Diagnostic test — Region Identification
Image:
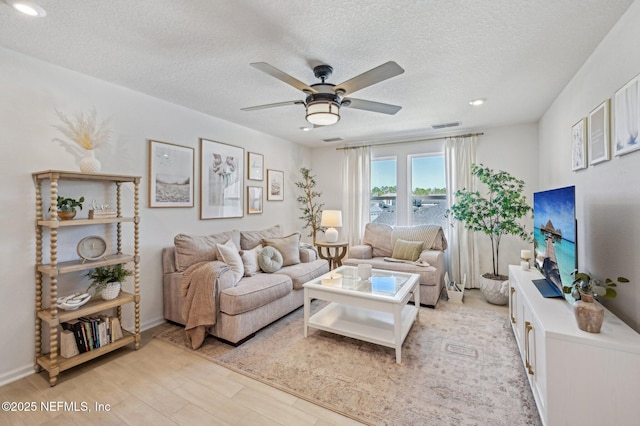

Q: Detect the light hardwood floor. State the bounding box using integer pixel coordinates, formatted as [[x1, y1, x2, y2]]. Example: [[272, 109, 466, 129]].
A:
[[0, 289, 505, 426]]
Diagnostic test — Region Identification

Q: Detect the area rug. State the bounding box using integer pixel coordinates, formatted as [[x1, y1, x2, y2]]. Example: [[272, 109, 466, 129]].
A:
[[155, 301, 541, 426]]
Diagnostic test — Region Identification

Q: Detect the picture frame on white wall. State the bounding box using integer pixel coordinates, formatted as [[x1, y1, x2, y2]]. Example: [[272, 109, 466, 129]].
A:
[[588, 100, 610, 165], [200, 138, 244, 219], [613, 74, 640, 156], [148, 140, 194, 208], [571, 118, 587, 171]]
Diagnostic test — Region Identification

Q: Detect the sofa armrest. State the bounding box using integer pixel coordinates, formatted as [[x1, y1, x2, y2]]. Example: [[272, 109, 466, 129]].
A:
[[348, 245, 372, 259], [299, 247, 317, 263], [419, 250, 445, 269]]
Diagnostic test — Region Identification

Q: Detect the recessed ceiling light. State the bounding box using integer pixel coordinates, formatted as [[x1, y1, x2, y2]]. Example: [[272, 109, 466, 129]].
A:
[[300, 127, 311, 132], [469, 98, 486, 106], [4, 1, 46, 17]]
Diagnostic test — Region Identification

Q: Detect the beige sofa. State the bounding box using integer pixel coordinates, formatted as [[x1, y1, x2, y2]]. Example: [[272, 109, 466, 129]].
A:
[[343, 223, 447, 307], [162, 225, 329, 345]]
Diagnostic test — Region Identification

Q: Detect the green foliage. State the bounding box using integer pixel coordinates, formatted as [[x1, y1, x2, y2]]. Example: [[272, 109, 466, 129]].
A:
[[86, 264, 132, 294], [52, 196, 85, 212], [295, 167, 324, 244], [564, 272, 630, 300], [445, 164, 532, 278]]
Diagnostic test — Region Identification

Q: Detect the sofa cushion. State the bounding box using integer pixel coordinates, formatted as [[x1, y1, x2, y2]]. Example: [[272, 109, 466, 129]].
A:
[[363, 223, 393, 257], [391, 239, 424, 261], [240, 225, 282, 250], [174, 230, 240, 272], [258, 246, 283, 272], [219, 274, 293, 315], [216, 239, 244, 284], [240, 244, 262, 277], [262, 233, 301, 266], [276, 259, 331, 289]]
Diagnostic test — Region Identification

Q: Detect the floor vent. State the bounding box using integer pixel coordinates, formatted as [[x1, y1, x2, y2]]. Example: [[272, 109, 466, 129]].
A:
[[431, 121, 461, 130], [322, 137, 344, 142]]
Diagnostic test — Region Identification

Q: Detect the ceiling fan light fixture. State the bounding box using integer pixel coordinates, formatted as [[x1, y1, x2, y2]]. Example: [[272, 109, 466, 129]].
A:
[[306, 100, 340, 126]]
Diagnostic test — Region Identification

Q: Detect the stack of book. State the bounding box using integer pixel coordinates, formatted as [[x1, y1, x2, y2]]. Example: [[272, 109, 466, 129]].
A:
[[60, 315, 123, 357], [89, 209, 117, 219]]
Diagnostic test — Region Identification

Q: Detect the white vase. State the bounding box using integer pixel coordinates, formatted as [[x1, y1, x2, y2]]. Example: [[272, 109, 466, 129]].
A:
[[101, 282, 121, 300], [479, 275, 509, 305], [79, 150, 101, 173]]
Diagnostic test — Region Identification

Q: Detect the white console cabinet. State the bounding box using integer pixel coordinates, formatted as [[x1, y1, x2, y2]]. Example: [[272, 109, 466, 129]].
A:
[[509, 265, 640, 426]]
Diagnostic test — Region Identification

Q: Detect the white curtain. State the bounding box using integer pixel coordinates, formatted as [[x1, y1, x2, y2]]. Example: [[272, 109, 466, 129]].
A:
[[445, 135, 479, 288], [342, 146, 371, 246]]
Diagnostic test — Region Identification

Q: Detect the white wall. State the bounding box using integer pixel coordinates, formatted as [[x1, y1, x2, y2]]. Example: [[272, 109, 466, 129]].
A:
[[538, 0, 640, 331], [0, 47, 311, 385], [311, 123, 539, 279]]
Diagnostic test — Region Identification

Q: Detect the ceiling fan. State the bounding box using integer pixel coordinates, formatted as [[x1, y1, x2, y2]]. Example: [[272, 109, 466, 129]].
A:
[[242, 61, 404, 126]]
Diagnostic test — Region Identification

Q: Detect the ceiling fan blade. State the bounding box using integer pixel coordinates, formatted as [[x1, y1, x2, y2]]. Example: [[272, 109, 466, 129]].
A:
[[250, 62, 318, 94], [342, 98, 402, 115], [241, 100, 304, 111], [334, 61, 404, 95]]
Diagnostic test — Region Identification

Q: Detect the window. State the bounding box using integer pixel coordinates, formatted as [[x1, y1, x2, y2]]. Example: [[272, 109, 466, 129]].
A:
[[410, 155, 446, 228], [370, 157, 396, 225], [370, 142, 446, 227]]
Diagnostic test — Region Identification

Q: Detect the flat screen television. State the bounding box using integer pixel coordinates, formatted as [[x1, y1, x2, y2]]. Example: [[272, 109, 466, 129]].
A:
[[532, 185, 577, 299]]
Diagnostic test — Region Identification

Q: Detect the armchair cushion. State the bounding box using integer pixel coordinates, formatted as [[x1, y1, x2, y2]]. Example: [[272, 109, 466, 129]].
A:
[[391, 239, 424, 261], [362, 223, 393, 257], [348, 245, 372, 259]]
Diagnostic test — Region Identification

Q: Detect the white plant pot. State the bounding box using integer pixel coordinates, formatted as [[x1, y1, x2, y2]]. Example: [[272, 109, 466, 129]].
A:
[[479, 275, 509, 305], [101, 282, 121, 300]]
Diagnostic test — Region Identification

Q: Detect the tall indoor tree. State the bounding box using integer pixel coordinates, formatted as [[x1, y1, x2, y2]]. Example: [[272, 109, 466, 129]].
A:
[[295, 167, 324, 245]]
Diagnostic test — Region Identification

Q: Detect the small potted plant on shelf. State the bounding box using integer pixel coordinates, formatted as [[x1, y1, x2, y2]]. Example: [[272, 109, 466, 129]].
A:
[[86, 263, 132, 300], [564, 272, 630, 333], [51, 196, 85, 220]]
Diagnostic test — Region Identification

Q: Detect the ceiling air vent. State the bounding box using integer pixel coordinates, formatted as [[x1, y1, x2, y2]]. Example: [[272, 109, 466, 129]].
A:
[[431, 121, 461, 130], [322, 137, 344, 143]]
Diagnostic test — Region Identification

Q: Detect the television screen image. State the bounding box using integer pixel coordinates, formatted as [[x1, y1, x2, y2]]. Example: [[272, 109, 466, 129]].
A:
[[533, 186, 577, 299]]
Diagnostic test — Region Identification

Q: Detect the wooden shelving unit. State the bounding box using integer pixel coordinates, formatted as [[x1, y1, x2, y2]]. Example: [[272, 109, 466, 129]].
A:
[[33, 170, 141, 386]]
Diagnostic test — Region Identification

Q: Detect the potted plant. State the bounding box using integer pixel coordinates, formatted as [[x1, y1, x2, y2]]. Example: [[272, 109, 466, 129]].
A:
[[295, 167, 325, 245], [51, 196, 85, 220], [446, 164, 532, 304], [564, 272, 630, 333], [86, 263, 132, 300]]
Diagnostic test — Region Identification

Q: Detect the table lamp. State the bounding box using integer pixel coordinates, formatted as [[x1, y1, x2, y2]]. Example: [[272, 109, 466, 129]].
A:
[[321, 210, 342, 243]]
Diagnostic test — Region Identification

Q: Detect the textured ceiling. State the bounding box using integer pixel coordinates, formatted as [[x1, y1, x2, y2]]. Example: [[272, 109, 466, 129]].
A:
[[0, 0, 634, 147]]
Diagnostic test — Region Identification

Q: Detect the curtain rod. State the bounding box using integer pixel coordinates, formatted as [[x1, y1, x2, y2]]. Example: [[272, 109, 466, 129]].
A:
[[335, 132, 484, 150]]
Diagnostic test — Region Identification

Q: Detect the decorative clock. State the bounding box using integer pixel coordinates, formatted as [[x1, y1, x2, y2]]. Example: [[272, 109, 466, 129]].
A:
[[77, 235, 107, 263]]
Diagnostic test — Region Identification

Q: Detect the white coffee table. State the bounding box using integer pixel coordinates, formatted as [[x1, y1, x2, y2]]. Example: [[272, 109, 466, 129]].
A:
[[303, 265, 420, 363]]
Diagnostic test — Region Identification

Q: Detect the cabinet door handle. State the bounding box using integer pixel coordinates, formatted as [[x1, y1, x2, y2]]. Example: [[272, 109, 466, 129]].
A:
[[525, 321, 534, 375], [510, 287, 516, 324]]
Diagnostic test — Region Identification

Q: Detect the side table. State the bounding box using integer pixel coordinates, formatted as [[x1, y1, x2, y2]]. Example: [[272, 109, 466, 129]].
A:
[[316, 241, 348, 270]]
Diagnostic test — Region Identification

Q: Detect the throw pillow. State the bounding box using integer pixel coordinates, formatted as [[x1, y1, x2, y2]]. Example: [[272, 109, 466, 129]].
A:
[[240, 244, 263, 277], [216, 239, 244, 285], [391, 239, 424, 262], [258, 246, 283, 273], [262, 233, 301, 266]]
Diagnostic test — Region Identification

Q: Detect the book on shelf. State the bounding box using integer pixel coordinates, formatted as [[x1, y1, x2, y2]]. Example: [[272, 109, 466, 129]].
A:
[[89, 209, 117, 219], [61, 315, 123, 354]]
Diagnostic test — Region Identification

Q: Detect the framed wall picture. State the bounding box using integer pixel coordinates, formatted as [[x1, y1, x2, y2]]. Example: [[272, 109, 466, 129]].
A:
[[588, 99, 610, 165], [148, 140, 194, 208], [267, 169, 284, 201], [614, 74, 640, 156], [571, 118, 587, 171], [247, 186, 263, 214], [248, 152, 264, 181], [200, 138, 244, 219]]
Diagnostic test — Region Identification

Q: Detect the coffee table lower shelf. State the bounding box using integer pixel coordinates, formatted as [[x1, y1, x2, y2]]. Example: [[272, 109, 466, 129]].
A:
[[307, 302, 418, 362]]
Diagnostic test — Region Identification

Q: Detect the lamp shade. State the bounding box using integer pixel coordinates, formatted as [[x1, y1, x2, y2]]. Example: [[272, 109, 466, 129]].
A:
[[320, 210, 342, 227], [321, 210, 342, 243], [306, 101, 340, 126]]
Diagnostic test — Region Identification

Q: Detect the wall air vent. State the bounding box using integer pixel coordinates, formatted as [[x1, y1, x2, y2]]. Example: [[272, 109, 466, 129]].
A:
[[431, 121, 461, 130], [322, 137, 344, 143]]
